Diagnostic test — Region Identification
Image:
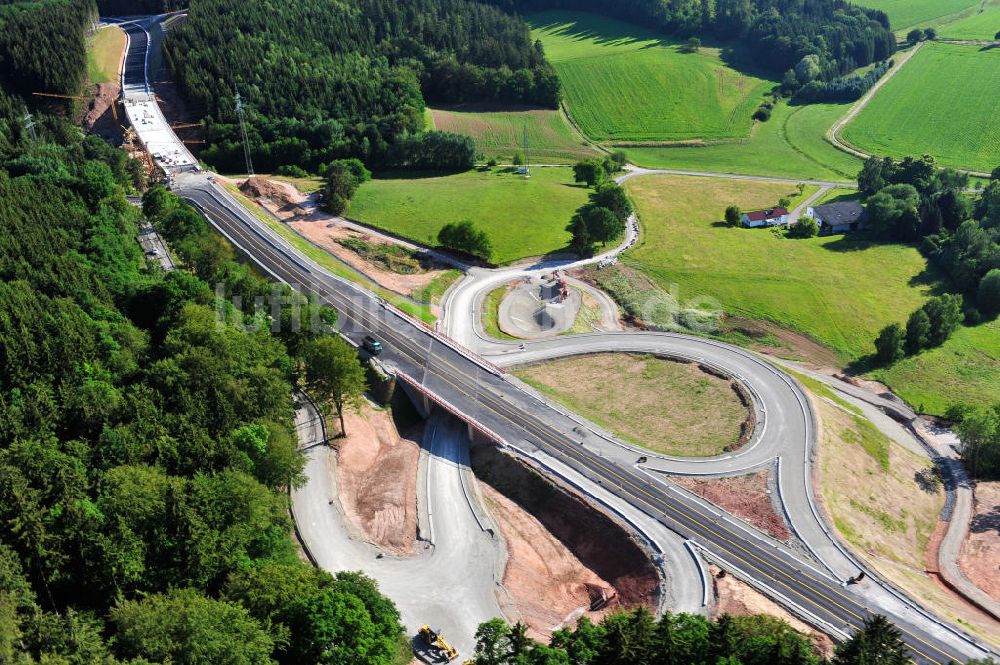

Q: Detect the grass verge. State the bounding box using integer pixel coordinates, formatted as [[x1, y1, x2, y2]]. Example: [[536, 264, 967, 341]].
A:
[[87, 25, 126, 84], [482, 284, 518, 340], [814, 394, 1000, 648], [515, 353, 749, 457]]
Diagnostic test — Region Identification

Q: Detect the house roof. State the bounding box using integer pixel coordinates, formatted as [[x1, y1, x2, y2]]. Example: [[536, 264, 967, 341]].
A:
[[744, 207, 788, 222], [813, 201, 866, 226]]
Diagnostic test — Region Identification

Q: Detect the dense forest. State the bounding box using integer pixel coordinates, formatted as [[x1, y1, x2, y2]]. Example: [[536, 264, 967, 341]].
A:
[[0, 116, 408, 663], [489, 0, 896, 77], [0, 0, 95, 97], [95, 0, 186, 14], [164, 0, 559, 173], [0, 2, 408, 661], [471, 609, 1000, 665]]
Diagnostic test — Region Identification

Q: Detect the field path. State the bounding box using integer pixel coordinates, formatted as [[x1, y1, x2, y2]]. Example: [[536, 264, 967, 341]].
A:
[[828, 42, 924, 162], [789, 185, 830, 223]]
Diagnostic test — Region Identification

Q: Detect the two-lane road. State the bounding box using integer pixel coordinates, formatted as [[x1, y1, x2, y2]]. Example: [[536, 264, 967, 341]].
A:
[[119, 12, 988, 661], [178, 183, 978, 665]]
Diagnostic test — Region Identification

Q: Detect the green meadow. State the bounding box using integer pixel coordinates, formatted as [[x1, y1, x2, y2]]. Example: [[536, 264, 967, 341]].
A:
[[529, 10, 774, 143], [348, 167, 588, 265], [937, 0, 1000, 39], [622, 175, 934, 361], [853, 0, 980, 30], [624, 101, 862, 182]]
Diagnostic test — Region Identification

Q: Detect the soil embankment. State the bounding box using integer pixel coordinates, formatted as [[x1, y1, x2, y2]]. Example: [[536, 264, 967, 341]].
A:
[[674, 471, 791, 541], [334, 402, 421, 555], [480, 483, 616, 639], [237, 176, 454, 300], [710, 565, 834, 658], [470, 444, 659, 637], [82, 82, 122, 139], [960, 481, 1000, 604]]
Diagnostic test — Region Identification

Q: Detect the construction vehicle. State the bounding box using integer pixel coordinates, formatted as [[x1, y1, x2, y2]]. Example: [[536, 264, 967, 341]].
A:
[[419, 625, 458, 662]]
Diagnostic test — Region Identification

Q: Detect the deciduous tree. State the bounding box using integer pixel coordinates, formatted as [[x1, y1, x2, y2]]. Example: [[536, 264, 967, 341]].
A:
[[301, 336, 367, 437]]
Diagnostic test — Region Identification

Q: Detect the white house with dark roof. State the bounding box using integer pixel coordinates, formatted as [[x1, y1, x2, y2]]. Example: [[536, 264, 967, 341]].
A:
[[741, 207, 789, 228], [806, 201, 867, 234]]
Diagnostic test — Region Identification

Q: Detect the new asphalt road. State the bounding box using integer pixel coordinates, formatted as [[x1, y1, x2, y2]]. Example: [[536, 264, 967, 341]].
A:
[[176, 179, 979, 665], [120, 13, 990, 662]]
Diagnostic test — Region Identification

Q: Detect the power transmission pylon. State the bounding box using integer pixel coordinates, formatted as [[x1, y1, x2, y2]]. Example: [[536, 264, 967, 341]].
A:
[[235, 90, 254, 176], [22, 111, 37, 142]]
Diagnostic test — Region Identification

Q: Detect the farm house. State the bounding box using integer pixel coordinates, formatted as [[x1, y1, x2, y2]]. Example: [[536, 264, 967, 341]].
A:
[[741, 207, 789, 227], [806, 201, 867, 234]]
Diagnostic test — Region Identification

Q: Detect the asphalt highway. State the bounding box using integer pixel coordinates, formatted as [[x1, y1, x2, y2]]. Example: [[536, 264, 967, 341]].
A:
[[120, 13, 985, 660], [178, 183, 974, 665]]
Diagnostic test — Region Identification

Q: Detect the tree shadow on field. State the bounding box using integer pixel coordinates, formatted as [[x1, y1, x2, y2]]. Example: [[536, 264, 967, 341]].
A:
[[529, 14, 674, 51], [817, 234, 882, 253], [970, 503, 1000, 535], [906, 268, 951, 297]]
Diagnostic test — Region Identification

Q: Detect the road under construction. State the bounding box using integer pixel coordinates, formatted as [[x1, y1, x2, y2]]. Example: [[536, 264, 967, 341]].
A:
[[116, 13, 996, 665]]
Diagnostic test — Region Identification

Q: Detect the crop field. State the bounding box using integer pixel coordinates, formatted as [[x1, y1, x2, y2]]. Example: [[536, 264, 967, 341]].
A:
[[842, 43, 1000, 173], [938, 0, 1000, 39], [529, 11, 774, 143], [430, 106, 596, 163], [854, 0, 980, 30], [624, 101, 862, 182], [622, 175, 934, 361], [348, 167, 588, 265], [87, 25, 126, 84]]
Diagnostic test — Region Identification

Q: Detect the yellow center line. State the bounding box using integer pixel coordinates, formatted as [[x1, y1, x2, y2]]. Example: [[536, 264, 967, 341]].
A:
[[200, 198, 955, 665]]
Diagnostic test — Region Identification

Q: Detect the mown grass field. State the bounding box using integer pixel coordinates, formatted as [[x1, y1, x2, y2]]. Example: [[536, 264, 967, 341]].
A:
[[624, 100, 862, 182], [431, 106, 595, 163], [842, 43, 1000, 173], [529, 11, 774, 142], [854, 0, 980, 30], [623, 175, 934, 361], [938, 0, 1000, 39], [349, 167, 588, 265], [87, 25, 126, 84], [516, 353, 749, 456]]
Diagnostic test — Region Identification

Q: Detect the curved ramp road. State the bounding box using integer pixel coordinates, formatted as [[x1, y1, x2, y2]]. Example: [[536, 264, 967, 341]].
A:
[[172, 179, 987, 664], [120, 14, 994, 663], [292, 400, 504, 660]]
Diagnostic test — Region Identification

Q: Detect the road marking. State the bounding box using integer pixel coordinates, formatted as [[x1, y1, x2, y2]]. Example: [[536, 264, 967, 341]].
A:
[[195, 195, 960, 665]]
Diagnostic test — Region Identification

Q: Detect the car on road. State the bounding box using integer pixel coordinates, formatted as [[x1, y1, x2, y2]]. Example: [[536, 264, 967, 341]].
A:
[[362, 335, 383, 356]]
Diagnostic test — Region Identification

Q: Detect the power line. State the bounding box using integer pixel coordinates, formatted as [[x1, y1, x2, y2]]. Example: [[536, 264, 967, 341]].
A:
[[235, 89, 254, 176], [22, 111, 37, 142]]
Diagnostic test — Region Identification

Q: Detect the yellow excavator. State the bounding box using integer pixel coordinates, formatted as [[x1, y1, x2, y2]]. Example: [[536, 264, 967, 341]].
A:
[[419, 625, 459, 662]]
